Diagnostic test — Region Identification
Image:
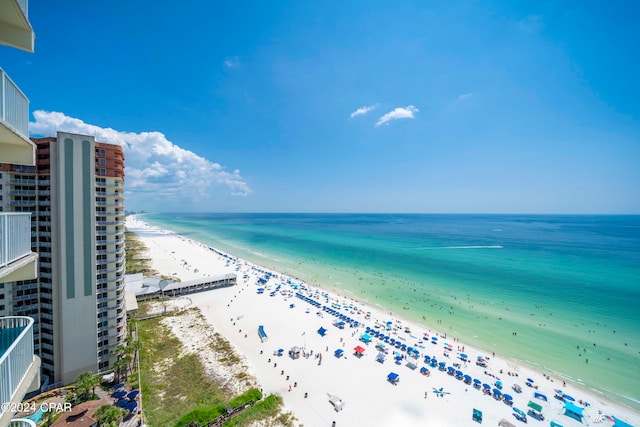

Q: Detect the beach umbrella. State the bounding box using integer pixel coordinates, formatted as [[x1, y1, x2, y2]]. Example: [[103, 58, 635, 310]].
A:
[[483, 383, 491, 390], [124, 401, 137, 412], [460, 353, 468, 360], [473, 379, 481, 384], [116, 399, 128, 408], [493, 388, 502, 396], [113, 391, 127, 399], [111, 383, 125, 391], [503, 394, 513, 402], [563, 394, 575, 402], [464, 374, 472, 381], [424, 355, 431, 363], [395, 355, 403, 361], [127, 390, 140, 399]]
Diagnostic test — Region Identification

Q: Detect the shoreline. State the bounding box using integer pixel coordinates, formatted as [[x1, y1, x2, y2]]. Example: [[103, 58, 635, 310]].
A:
[[127, 215, 640, 426]]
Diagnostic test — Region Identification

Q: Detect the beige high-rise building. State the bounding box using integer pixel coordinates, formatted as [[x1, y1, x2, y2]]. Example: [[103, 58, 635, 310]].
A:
[[0, 132, 126, 387]]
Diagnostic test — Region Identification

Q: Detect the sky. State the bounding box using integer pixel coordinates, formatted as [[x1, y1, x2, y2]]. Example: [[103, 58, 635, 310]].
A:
[[2, 0, 639, 213]]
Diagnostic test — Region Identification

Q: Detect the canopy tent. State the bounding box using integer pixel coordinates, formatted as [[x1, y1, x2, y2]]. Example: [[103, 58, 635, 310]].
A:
[[376, 352, 386, 362], [387, 372, 399, 384], [317, 327, 327, 336], [420, 367, 430, 375], [354, 345, 365, 355], [334, 349, 344, 357], [113, 391, 127, 399], [472, 409, 482, 423], [528, 400, 543, 413], [563, 401, 584, 423], [612, 416, 635, 427], [534, 391, 548, 401]]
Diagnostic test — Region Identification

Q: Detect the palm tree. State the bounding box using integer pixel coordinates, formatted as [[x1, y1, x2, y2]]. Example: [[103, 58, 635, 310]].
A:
[[74, 371, 94, 402], [94, 405, 123, 427]]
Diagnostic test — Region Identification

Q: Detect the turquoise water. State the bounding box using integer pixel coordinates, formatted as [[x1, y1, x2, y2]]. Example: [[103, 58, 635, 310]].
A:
[[140, 213, 640, 411]]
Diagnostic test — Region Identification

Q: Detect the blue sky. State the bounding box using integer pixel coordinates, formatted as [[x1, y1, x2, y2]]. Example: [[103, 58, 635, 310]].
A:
[[3, 0, 639, 213]]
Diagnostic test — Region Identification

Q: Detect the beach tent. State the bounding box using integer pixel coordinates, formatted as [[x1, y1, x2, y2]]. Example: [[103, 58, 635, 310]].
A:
[[612, 416, 635, 427], [527, 400, 544, 420], [472, 409, 482, 423], [534, 391, 548, 401], [563, 401, 585, 423], [317, 327, 327, 336]]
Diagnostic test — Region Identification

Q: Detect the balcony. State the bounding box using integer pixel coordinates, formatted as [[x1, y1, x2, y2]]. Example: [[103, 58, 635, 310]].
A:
[[0, 0, 35, 52], [0, 69, 35, 166], [0, 317, 41, 427], [0, 213, 37, 282]]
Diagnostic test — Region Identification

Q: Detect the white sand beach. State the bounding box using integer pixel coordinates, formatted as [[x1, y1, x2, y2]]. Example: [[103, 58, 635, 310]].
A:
[[127, 216, 639, 427]]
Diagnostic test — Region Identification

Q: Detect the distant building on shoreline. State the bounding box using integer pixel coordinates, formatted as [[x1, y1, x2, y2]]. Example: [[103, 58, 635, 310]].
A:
[[0, 132, 127, 387]]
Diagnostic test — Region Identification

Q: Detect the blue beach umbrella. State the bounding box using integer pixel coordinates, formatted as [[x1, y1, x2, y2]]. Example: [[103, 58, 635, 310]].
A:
[[563, 394, 575, 402], [473, 379, 481, 385], [503, 394, 513, 402], [116, 399, 128, 408], [111, 383, 125, 391], [113, 391, 127, 399], [483, 383, 491, 390], [127, 390, 140, 399]]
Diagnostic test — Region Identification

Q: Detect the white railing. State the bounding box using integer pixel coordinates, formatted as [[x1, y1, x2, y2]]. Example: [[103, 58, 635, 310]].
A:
[[0, 317, 35, 417], [0, 213, 32, 270], [0, 69, 29, 138]]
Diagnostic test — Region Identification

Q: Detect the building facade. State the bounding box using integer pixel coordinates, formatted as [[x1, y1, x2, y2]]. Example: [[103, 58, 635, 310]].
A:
[[0, 132, 126, 386]]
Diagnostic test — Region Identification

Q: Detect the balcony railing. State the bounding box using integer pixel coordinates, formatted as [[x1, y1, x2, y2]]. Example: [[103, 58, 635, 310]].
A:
[[0, 69, 29, 138], [0, 213, 32, 269], [0, 317, 36, 419]]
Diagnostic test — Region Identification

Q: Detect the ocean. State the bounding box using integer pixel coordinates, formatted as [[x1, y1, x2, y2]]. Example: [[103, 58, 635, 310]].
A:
[[139, 213, 640, 411]]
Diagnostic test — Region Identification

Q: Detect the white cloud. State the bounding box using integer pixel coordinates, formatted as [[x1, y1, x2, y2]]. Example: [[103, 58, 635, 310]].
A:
[[224, 56, 240, 68], [350, 104, 378, 118], [457, 93, 473, 101], [375, 105, 419, 127], [29, 111, 251, 206]]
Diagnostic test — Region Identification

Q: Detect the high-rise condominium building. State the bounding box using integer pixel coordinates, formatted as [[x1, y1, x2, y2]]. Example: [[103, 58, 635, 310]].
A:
[[0, 132, 126, 387]]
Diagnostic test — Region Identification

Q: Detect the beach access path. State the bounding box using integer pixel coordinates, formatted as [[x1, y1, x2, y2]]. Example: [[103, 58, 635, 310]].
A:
[[126, 216, 640, 427]]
